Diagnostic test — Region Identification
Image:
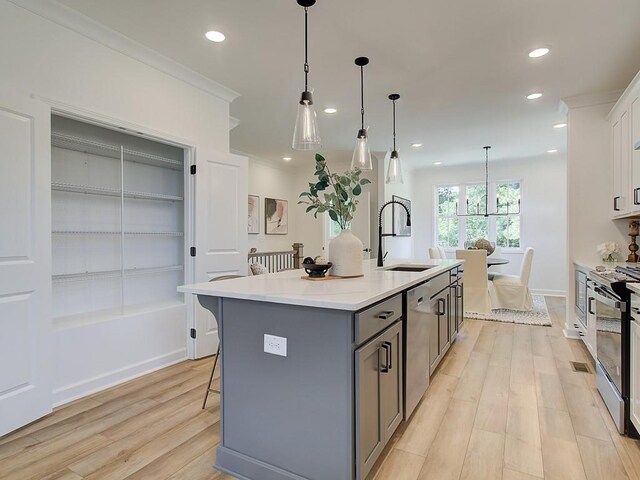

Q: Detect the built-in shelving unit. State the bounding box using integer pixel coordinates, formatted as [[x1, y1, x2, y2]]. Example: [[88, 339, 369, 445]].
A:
[[51, 115, 186, 323]]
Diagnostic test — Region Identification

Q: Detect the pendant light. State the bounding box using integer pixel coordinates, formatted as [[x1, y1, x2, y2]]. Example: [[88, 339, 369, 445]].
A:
[[385, 93, 403, 184], [456, 146, 521, 217], [292, 0, 321, 150], [351, 57, 373, 171]]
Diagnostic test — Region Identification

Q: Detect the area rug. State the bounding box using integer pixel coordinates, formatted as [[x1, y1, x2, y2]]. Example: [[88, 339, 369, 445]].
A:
[[465, 294, 552, 326]]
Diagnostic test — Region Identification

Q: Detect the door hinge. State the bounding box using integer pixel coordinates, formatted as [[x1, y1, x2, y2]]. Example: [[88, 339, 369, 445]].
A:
[[190, 328, 196, 339], [190, 247, 196, 257], [190, 165, 196, 175]]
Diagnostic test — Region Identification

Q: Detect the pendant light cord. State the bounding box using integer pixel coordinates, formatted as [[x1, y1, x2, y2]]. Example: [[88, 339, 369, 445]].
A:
[[392, 99, 397, 151], [360, 66, 365, 130], [304, 7, 309, 91], [485, 146, 490, 215]]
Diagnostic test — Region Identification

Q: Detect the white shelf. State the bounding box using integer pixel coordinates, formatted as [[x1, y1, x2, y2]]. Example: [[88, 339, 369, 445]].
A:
[[51, 181, 183, 202], [52, 230, 183, 236], [52, 265, 183, 283], [52, 131, 184, 171]]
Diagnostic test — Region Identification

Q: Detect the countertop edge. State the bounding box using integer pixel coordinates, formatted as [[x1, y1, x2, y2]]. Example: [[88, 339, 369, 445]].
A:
[[178, 260, 463, 311]]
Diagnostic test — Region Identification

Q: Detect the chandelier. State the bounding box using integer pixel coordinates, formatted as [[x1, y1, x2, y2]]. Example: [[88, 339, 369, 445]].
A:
[[456, 146, 520, 217]]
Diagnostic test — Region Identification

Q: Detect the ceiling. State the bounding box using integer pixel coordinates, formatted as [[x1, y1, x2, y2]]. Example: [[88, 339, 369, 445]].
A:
[[57, 0, 640, 168]]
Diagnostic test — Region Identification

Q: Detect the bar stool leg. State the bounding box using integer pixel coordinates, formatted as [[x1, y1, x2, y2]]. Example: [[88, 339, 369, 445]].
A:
[[202, 344, 221, 409]]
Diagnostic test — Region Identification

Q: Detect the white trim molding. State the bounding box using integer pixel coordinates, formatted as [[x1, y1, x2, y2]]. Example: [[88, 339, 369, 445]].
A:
[[8, 0, 241, 103]]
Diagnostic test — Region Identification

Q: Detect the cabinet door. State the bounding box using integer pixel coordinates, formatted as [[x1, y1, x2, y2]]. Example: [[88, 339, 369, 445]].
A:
[[429, 296, 440, 372], [449, 286, 457, 343], [438, 293, 450, 356], [621, 111, 631, 214], [613, 119, 622, 215], [631, 319, 640, 433], [632, 97, 640, 211], [355, 333, 384, 480], [380, 322, 403, 441], [457, 283, 464, 331]]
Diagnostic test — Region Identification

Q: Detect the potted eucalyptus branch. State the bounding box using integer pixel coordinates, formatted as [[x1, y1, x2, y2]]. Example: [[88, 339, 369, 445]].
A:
[[299, 154, 371, 277]]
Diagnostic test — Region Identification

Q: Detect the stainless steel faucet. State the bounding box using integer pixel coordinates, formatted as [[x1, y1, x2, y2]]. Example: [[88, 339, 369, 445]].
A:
[[377, 200, 411, 266]]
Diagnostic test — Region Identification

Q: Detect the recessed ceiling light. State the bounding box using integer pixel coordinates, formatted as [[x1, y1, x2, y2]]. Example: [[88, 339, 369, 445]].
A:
[[433, 161, 442, 165], [205, 31, 226, 43], [283, 157, 292, 161], [547, 149, 558, 153], [553, 123, 567, 129], [323, 107, 337, 114], [411, 143, 423, 148], [526, 92, 543, 100], [528, 47, 550, 58]]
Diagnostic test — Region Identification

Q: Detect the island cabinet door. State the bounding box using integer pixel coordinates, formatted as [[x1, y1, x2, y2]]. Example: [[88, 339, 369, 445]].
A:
[[355, 321, 403, 480], [355, 334, 384, 480], [437, 292, 450, 356], [456, 282, 464, 331]]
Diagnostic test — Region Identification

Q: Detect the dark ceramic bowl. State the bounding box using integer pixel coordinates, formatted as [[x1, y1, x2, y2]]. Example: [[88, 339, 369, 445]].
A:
[[303, 262, 332, 278]]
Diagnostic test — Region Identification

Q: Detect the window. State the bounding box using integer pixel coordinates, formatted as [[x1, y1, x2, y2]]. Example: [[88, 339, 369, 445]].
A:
[[435, 181, 521, 250]]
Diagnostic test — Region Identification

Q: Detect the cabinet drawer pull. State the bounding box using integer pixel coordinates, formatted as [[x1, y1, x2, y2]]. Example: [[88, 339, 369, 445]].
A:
[[384, 341, 392, 370], [437, 298, 446, 316], [380, 343, 391, 373], [635, 188, 640, 206], [614, 196, 621, 211], [375, 311, 395, 320]]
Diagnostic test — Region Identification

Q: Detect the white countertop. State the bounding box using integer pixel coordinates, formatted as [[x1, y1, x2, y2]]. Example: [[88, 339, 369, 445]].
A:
[[627, 283, 640, 296], [178, 258, 462, 311]]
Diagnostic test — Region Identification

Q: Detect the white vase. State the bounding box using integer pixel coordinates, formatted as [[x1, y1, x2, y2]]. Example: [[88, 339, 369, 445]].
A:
[[329, 229, 363, 277]]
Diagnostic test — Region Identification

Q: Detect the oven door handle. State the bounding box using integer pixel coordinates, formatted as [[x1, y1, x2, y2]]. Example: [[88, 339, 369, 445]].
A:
[[590, 287, 625, 311]]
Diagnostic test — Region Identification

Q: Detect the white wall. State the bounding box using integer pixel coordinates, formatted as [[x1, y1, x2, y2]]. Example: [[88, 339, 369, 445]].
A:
[[380, 156, 414, 260], [564, 92, 629, 332], [247, 153, 380, 262], [0, 1, 238, 404], [247, 156, 300, 253], [411, 155, 568, 295]]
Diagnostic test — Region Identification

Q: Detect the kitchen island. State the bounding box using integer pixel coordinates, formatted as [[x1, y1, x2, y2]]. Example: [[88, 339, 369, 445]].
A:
[[178, 258, 463, 480]]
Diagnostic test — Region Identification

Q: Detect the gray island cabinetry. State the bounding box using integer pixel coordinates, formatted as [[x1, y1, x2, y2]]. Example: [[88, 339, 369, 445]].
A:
[[179, 259, 462, 480]]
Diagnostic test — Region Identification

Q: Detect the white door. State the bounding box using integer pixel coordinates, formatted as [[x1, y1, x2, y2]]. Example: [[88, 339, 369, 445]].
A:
[[0, 91, 52, 435], [190, 147, 247, 358]]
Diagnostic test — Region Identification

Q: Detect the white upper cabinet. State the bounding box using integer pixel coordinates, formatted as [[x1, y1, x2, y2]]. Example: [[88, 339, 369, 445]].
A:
[[610, 71, 640, 219]]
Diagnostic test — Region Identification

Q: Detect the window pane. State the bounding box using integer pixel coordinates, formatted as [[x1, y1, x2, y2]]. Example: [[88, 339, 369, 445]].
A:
[[497, 182, 520, 214], [466, 184, 487, 215], [438, 186, 459, 215], [496, 215, 520, 248], [466, 216, 488, 243], [438, 217, 458, 247]]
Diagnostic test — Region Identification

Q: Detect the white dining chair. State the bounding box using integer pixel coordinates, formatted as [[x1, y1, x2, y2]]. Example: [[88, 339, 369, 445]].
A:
[[428, 246, 448, 259], [488, 247, 534, 311], [456, 249, 492, 314]]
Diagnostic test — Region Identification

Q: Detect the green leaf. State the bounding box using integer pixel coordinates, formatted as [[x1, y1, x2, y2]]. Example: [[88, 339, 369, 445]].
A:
[[339, 176, 350, 186], [353, 184, 362, 196], [315, 153, 325, 163], [360, 178, 371, 185], [306, 205, 315, 213], [340, 189, 348, 201], [328, 210, 338, 222]]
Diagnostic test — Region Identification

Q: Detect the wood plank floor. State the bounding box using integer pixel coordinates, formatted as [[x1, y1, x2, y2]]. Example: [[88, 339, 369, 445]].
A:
[[2, 297, 640, 479]]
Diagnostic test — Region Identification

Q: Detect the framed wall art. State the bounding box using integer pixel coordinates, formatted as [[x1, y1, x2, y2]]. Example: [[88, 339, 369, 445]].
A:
[[265, 197, 288, 235], [392, 195, 411, 237]]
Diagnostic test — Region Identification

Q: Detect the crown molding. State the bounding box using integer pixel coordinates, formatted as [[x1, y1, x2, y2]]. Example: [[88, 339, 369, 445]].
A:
[[8, 0, 241, 103], [561, 89, 622, 111]]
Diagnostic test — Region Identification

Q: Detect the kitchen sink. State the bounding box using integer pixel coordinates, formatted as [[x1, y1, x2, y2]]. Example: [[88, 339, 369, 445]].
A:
[[384, 265, 433, 272]]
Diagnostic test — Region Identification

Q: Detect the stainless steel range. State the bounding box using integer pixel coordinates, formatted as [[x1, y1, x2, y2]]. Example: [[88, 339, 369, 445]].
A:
[[587, 265, 640, 437]]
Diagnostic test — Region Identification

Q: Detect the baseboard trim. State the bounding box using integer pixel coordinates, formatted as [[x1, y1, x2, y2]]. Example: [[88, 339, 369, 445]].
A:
[[52, 348, 187, 407], [531, 289, 566, 297]]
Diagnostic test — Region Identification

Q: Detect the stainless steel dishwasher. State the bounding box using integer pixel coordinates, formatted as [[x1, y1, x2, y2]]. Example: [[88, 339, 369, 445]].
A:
[[405, 283, 431, 419]]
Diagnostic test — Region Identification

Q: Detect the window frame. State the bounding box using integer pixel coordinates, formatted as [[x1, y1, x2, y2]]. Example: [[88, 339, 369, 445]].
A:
[[433, 179, 524, 253]]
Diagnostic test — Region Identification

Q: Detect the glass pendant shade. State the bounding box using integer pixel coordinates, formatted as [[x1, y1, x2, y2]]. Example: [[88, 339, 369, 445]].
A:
[[351, 129, 373, 171], [292, 89, 320, 150], [386, 150, 403, 184]]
